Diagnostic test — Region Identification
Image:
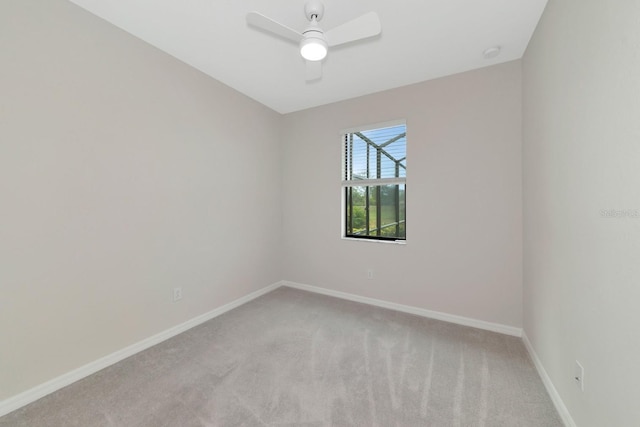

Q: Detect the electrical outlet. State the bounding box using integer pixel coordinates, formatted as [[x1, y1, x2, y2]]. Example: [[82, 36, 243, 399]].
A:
[[173, 287, 183, 302], [367, 269, 374, 279], [574, 360, 584, 391]]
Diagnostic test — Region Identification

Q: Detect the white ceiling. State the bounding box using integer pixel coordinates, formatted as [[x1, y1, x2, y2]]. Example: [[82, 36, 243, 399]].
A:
[[68, 0, 548, 114]]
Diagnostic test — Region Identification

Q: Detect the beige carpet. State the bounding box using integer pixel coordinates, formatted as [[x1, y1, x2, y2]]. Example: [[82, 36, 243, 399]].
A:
[[0, 287, 562, 426]]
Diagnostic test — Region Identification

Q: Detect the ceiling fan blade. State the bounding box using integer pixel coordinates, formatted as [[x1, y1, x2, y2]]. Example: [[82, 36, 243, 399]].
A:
[[246, 12, 303, 43], [306, 60, 322, 81], [325, 11, 381, 47]]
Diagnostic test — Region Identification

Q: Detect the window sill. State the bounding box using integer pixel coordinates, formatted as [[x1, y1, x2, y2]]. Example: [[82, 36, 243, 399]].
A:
[[341, 237, 407, 245]]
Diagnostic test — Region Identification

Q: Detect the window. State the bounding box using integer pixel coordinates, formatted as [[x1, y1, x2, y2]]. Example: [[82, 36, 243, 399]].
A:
[[342, 122, 406, 241]]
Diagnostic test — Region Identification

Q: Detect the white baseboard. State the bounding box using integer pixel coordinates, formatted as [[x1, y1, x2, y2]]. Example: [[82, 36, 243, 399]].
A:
[[0, 281, 283, 418], [522, 332, 576, 427], [282, 281, 523, 337]]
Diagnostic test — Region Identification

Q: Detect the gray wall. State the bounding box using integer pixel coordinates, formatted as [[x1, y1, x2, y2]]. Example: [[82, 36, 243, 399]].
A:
[[0, 0, 282, 400], [523, 0, 640, 425], [282, 61, 523, 329]]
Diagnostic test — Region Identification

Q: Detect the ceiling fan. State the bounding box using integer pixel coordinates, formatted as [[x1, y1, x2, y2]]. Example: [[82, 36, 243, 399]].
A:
[[246, 1, 381, 81]]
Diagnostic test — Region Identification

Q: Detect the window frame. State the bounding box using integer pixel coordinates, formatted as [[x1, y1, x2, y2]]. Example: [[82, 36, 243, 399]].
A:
[[341, 120, 407, 243]]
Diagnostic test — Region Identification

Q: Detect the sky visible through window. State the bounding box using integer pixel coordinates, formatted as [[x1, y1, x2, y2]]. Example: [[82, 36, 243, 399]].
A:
[[349, 125, 406, 180]]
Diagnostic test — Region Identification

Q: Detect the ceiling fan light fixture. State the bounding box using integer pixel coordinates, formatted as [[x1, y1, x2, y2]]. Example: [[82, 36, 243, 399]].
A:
[[300, 37, 327, 61]]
